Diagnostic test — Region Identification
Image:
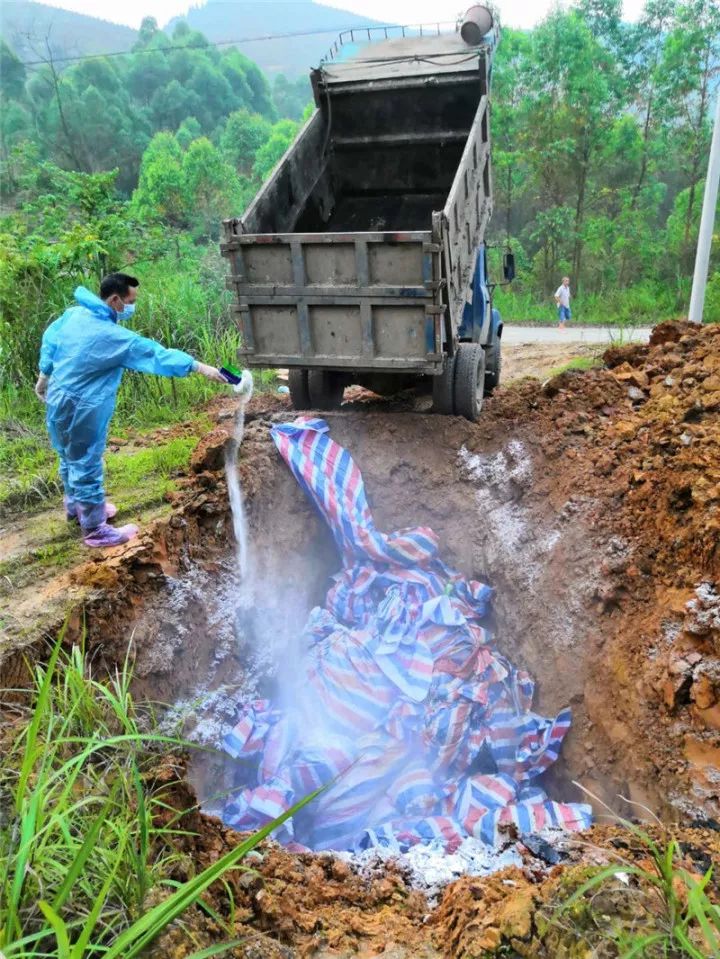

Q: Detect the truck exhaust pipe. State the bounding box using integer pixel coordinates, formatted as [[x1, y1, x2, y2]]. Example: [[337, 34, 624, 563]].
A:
[[460, 5, 495, 45]]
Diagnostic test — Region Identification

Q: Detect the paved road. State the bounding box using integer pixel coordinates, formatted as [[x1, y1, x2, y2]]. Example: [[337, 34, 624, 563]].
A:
[[502, 325, 652, 345]]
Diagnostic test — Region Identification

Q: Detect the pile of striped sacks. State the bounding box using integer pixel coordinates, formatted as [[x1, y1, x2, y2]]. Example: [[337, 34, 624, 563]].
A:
[[221, 418, 592, 852]]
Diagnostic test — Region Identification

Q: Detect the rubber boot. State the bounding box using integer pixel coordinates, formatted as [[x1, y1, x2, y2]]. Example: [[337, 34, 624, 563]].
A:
[[83, 522, 139, 548], [66, 497, 117, 523], [78, 502, 138, 549]]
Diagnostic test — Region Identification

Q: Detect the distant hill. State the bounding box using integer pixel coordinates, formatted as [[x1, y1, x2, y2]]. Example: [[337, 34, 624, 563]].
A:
[[0, 0, 385, 78], [166, 0, 387, 76], [0, 1, 137, 64]]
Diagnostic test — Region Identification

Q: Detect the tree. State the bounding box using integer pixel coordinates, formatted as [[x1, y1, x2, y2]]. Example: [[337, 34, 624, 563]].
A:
[[221, 49, 275, 119], [182, 137, 245, 238], [176, 116, 202, 150], [656, 0, 720, 269], [490, 28, 533, 241], [0, 41, 26, 100], [72, 57, 122, 95], [133, 132, 188, 227], [0, 104, 33, 192], [612, 0, 675, 284], [136, 16, 162, 49], [520, 10, 623, 289], [272, 74, 312, 121], [252, 120, 298, 181], [150, 79, 203, 133], [0, 21, 287, 202], [188, 61, 234, 123], [26, 40, 91, 173], [220, 109, 272, 174]]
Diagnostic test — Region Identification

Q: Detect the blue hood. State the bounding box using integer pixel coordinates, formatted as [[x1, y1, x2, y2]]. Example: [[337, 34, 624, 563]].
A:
[[74, 285, 116, 322]]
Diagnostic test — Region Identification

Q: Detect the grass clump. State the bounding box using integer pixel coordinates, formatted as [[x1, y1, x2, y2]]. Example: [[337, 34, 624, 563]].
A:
[[546, 355, 603, 378], [0, 419, 61, 517], [0, 428, 200, 520], [0, 636, 321, 957], [1, 640, 178, 953], [549, 790, 720, 958], [106, 435, 199, 510]]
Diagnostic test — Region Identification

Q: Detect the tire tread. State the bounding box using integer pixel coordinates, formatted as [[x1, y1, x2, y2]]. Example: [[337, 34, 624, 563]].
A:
[[454, 343, 485, 421]]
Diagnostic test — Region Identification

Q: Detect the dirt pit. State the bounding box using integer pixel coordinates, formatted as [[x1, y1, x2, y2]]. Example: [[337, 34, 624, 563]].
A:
[[126, 410, 622, 818], [140, 371, 711, 812], [129, 326, 720, 821], [5, 327, 720, 957]]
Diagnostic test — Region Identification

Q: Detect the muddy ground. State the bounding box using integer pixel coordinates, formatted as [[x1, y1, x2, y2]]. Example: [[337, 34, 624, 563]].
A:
[[2, 330, 719, 957]]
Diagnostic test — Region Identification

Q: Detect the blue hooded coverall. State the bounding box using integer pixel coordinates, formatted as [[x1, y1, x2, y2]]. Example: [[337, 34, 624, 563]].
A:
[[40, 286, 196, 529]]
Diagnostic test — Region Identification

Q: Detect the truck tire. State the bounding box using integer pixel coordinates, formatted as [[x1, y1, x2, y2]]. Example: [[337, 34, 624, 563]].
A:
[[308, 370, 345, 410], [288, 369, 311, 409], [454, 342, 486, 422], [432, 354, 456, 415], [484, 338, 502, 395]]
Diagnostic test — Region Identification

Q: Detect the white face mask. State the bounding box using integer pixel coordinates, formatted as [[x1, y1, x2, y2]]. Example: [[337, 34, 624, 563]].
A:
[[117, 303, 136, 321]]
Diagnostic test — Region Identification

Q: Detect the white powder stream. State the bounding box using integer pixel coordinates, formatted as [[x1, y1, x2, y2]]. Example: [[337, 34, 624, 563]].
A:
[[224, 374, 254, 581]]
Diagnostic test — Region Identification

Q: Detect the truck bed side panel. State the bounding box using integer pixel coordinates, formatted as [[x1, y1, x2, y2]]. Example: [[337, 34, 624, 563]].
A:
[[221, 230, 443, 372], [241, 111, 328, 235], [442, 94, 493, 332]]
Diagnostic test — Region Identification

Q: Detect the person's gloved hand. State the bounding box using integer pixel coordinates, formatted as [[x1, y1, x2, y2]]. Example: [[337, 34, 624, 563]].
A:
[[193, 362, 226, 384], [35, 373, 49, 402]]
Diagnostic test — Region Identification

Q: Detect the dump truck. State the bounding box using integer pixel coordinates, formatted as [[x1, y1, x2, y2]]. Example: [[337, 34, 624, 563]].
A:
[[221, 5, 513, 421]]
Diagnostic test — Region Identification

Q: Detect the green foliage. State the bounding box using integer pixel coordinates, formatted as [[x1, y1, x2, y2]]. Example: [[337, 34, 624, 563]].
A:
[[133, 132, 187, 227], [0, 164, 143, 389], [132, 130, 252, 236], [0, 637, 181, 953], [272, 74, 313, 121], [220, 109, 272, 175], [547, 355, 602, 378], [176, 115, 202, 149], [183, 137, 245, 238], [253, 119, 299, 181], [0, 19, 282, 197], [0, 414, 61, 516], [0, 636, 322, 957], [490, 1, 719, 305], [0, 40, 26, 100], [494, 280, 684, 326], [105, 436, 198, 495], [706, 271, 720, 324]]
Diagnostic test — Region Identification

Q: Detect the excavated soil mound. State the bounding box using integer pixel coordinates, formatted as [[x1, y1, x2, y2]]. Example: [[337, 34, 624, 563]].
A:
[[142, 755, 720, 959], [144, 755, 720, 959], [492, 321, 720, 816]]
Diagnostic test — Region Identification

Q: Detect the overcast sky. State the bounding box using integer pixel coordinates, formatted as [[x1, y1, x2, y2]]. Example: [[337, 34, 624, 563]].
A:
[[15, 0, 647, 31]]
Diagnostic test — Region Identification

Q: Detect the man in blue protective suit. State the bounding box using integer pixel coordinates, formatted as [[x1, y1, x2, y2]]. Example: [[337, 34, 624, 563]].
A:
[[34, 273, 226, 548]]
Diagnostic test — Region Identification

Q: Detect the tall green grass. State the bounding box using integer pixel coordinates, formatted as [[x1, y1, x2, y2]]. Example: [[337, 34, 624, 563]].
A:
[[0, 396, 61, 516], [0, 637, 321, 957]]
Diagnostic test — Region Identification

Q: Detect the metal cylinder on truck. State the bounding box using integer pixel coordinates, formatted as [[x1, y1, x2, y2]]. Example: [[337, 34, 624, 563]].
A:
[[460, 5, 495, 45]]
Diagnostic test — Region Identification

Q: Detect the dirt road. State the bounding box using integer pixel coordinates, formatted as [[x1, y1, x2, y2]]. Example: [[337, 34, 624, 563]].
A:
[[503, 324, 652, 345]]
